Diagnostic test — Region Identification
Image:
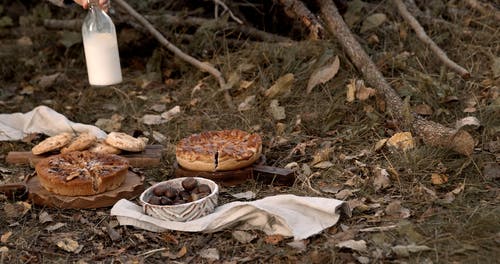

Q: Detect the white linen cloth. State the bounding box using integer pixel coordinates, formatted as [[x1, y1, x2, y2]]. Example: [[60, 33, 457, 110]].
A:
[[0, 105, 107, 140], [111, 194, 348, 240]]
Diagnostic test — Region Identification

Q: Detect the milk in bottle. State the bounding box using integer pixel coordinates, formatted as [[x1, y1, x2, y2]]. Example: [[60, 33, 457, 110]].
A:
[[82, 0, 122, 86]]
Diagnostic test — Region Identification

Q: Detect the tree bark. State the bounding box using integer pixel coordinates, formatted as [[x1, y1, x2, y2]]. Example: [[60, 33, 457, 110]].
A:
[[318, 0, 474, 155]]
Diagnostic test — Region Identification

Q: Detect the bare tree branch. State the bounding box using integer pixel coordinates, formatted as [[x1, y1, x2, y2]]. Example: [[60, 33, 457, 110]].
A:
[[464, 0, 500, 21], [394, 0, 470, 79], [318, 0, 474, 156], [278, 0, 324, 40], [113, 0, 234, 109]]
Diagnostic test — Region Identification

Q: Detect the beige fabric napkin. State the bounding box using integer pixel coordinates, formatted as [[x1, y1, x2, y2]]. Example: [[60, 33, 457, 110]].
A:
[[0, 105, 107, 141], [111, 194, 348, 240]]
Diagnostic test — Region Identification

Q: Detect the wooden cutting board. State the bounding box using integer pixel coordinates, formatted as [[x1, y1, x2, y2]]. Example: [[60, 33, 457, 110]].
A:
[[173, 162, 295, 186], [5, 145, 163, 168], [26, 171, 144, 209]]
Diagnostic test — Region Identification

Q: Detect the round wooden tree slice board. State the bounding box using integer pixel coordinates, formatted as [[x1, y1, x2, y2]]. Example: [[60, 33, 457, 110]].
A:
[[26, 171, 144, 208]]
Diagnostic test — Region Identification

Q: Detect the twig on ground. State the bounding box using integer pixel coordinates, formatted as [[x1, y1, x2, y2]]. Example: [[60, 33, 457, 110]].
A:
[[146, 14, 292, 43], [464, 0, 500, 21], [318, 0, 474, 156], [113, 0, 234, 109], [278, 0, 324, 40], [403, 0, 461, 29], [213, 0, 243, 24], [393, 0, 470, 79], [43, 14, 291, 43]]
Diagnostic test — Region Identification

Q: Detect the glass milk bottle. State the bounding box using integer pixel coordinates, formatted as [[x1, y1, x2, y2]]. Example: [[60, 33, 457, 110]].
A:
[[82, 0, 122, 86]]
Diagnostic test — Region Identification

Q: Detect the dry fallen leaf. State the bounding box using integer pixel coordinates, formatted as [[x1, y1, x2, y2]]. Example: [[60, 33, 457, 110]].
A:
[[199, 248, 220, 260], [311, 146, 334, 165], [162, 246, 187, 259], [238, 95, 256, 112], [265, 234, 285, 245], [391, 244, 431, 257], [287, 240, 308, 252], [373, 138, 388, 151], [160, 105, 181, 121], [386, 132, 415, 152], [346, 79, 357, 102], [313, 161, 334, 169], [39, 211, 53, 224], [335, 239, 367, 252], [264, 73, 294, 98], [232, 230, 256, 243], [335, 189, 356, 200], [56, 238, 82, 253], [141, 114, 163, 125], [4, 201, 31, 218], [306, 56, 340, 94], [231, 191, 256, 200], [385, 201, 411, 219], [45, 222, 66, 232], [356, 86, 377, 101], [431, 173, 448, 185], [269, 100, 286, 120], [1, 231, 12, 243], [360, 13, 387, 33], [373, 166, 391, 191]]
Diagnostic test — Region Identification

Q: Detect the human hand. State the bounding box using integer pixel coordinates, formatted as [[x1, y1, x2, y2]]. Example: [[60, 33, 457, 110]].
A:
[[73, 0, 110, 11]]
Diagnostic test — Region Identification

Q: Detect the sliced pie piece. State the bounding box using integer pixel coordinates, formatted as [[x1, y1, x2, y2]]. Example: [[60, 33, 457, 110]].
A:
[[35, 151, 129, 196], [176, 129, 262, 171]]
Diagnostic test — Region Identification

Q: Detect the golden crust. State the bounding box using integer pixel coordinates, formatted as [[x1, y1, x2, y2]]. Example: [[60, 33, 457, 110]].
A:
[[35, 151, 129, 196], [60, 132, 97, 153], [88, 141, 122, 154], [176, 129, 262, 171], [32, 133, 73, 155], [105, 132, 146, 152]]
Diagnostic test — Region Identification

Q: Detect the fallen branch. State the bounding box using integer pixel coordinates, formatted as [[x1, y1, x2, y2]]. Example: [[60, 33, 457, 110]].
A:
[[213, 0, 243, 24], [464, 0, 500, 21], [146, 14, 292, 43], [403, 0, 461, 30], [393, 0, 470, 79], [113, 0, 234, 109], [278, 0, 324, 40], [318, 0, 474, 156], [43, 19, 81, 30]]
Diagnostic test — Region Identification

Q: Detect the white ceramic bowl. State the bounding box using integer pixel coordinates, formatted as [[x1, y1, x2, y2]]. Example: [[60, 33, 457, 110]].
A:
[[139, 177, 219, 222]]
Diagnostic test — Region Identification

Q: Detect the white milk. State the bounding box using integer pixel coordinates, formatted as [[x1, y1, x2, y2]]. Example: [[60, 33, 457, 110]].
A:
[[83, 32, 122, 86]]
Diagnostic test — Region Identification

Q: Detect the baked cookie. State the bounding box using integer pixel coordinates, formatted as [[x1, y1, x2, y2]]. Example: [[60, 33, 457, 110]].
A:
[[88, 140, 122, 155], [176, 129, 262, 171], [35, 151, 129, 196], [32, 132, 73, 155], [60, 132, 97, 153], [104, 132, 146, 152]]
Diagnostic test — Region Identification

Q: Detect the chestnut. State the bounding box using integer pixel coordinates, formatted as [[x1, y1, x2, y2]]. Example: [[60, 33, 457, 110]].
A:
[[148, 196, 161, 205], [182, 178, 198, 191], [160, 196, 173, 205], [153, 185, 169, 196], [164, 187, 178, 198], [197, 184, 211, 194]]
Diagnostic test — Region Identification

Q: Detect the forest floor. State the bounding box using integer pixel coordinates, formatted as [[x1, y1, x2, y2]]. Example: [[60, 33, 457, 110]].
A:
[[0, 0, 499, 263]]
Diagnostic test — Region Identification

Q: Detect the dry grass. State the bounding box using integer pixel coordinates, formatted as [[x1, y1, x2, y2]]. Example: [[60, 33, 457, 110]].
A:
[[0, 0, 499, 263]]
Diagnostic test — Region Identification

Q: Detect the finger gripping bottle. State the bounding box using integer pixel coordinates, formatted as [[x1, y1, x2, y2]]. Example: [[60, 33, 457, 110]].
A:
[[82, 0, 122, 86]]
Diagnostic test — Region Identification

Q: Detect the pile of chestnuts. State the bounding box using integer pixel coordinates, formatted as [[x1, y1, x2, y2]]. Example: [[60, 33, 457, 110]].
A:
[[147, 177, 211, 205]]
